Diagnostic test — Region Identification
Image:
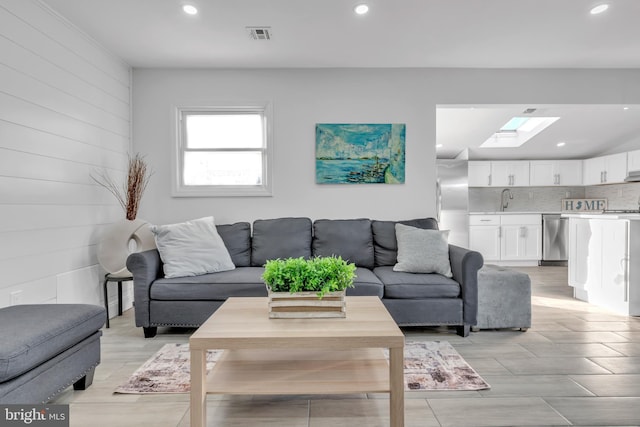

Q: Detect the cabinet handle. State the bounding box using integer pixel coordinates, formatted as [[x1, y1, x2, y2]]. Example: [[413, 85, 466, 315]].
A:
[[498, 226, 502, 238], [600, 171, 604, 183], [488, 175, 491, 186], [604, 170, 607, 183], [519, 226, 526, 238], [480, 219, 492, 222]]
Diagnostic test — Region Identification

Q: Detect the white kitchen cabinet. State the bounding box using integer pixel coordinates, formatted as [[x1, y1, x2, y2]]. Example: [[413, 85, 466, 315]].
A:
[[628, 149, 640, 172], [529, 160, 583, 186], [469, 214, 541, 265], [582, 152, 628, 185], [491, 161, 530, 187], [468, 161, 492, 187], [469, 224, 501, 261], [501, 224, 542, 261], [568, 216, 640, 316]]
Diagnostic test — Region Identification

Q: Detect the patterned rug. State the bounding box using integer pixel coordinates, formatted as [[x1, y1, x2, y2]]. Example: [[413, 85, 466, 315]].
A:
[[114, 341, 490, 394]]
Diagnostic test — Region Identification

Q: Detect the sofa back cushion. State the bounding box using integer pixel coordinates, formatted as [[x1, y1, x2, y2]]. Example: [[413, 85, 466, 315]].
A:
[[251, 217, 313, 266], [372, 218, 439, 266], [217, 222, 252, 267], [312, 219, 374, 269]]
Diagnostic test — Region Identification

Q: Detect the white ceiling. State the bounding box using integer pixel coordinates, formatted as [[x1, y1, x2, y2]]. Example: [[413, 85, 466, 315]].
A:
[[41, 0, 640, 69], [436, 105, 640, 160], [39, 1, 640, 160]]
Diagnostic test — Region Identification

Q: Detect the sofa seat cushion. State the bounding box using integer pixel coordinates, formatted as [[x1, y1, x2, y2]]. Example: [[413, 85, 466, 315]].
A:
[[347, 267, 384, 297], [251, 218, 312, 266], [374, 266, 460, 299], [312, 219, 374, 268], [372, 218, 439, 267], [0, 304, 105, 383], [151, 267, 268, 300]]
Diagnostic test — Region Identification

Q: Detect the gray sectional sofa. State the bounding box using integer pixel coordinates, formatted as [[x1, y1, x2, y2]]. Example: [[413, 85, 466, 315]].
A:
[[127, 217, 484, 338]]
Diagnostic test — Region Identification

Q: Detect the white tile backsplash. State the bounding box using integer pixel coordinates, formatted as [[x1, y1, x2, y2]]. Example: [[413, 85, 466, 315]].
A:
[[470, 182, 640, 212], [469, 187, 585, 212], [585, 182, 640, 210]]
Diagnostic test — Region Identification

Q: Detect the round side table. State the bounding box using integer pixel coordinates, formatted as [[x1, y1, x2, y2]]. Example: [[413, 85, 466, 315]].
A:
[[103, 273, 133, 328]]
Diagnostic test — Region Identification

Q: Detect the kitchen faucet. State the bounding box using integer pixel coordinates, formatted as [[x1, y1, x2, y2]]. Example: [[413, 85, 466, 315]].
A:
[[500, 188, 514, 211]]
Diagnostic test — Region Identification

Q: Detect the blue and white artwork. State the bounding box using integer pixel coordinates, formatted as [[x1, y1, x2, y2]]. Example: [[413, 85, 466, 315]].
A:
[[315, 123, 405, 184]]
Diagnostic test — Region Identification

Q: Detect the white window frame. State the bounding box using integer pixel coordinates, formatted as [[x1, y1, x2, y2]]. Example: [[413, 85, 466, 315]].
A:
[[172, 104, 273, 197]]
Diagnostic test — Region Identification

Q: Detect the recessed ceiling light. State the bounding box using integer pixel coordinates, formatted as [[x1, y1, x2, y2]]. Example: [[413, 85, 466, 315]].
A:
[[183, 4, 198, 15], [354, 4, 369, 15], [590, 4, 609, 14], [436, 144, 443, 148], [557, 142, 566, 147]]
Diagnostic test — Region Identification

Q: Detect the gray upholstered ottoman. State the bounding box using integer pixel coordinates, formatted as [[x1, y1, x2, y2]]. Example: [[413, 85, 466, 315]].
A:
[[0, 304, 105, 403], [473, 265, 531, 331]]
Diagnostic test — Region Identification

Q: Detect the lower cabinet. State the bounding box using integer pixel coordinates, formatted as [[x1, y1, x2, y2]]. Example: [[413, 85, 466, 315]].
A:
[[568, 217, 640, 315], [469, 214, 541, 265], [500, 223, 542, 261], [469, 224, 500, 260]]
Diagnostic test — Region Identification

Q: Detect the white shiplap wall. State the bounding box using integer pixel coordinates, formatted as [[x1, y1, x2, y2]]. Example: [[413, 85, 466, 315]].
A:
[[0, 0, 131, 312]]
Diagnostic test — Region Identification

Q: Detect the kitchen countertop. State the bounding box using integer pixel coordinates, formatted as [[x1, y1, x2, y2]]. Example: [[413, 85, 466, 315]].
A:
[[470, 211, 640, 220], [561, 212, 640, 220], [469, 212, 556, 215]]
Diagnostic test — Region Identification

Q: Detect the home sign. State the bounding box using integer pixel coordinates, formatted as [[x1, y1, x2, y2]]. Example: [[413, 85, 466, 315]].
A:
[[561, 198, 607, 212]]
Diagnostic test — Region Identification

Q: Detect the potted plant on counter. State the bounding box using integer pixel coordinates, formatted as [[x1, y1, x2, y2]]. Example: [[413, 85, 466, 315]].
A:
[[262, 256, 356, 318]]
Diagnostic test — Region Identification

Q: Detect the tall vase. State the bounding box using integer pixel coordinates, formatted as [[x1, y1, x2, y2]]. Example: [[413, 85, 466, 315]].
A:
[[97, 218, 156, 276]]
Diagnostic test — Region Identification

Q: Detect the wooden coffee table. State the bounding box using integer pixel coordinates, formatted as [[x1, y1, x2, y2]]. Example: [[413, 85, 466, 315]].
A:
[[190, 296, 405, 427]]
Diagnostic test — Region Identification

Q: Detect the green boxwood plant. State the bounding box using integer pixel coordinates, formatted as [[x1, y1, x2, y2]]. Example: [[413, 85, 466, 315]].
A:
[[262, 256, 357, 299]]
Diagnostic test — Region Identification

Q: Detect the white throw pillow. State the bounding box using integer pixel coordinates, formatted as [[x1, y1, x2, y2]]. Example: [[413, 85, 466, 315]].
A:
[[393, 223, 452, 277], [150, 216, 235, 278]]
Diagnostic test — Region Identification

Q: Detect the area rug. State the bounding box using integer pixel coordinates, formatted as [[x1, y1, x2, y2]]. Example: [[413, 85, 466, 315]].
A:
[[114, 341, 490, 394]]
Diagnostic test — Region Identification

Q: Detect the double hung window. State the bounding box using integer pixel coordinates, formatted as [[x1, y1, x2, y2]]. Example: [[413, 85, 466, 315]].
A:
[[174, 106, 272, 196]]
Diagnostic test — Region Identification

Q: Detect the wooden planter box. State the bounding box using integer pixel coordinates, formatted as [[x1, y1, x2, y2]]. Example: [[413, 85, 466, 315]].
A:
[[267, 288, 346, 319]]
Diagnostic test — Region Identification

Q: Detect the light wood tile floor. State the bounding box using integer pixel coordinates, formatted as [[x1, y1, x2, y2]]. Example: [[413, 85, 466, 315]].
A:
[[51, 267, 640, 426]]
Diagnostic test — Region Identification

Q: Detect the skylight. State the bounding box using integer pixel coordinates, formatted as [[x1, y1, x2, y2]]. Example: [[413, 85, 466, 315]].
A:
[[480, 116, 560, 148], [500, 117, 529, 132]]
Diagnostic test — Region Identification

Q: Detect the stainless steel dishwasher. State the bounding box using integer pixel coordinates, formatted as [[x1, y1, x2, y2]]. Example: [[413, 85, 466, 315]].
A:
[[540, 214, 569, 266]]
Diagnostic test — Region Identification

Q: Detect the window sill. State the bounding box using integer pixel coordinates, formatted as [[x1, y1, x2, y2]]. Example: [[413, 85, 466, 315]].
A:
[[171, 185, 272, 198]]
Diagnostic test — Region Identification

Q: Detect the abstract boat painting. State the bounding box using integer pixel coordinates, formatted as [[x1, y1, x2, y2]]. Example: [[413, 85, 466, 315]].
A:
[[316, 123, 405, 184]]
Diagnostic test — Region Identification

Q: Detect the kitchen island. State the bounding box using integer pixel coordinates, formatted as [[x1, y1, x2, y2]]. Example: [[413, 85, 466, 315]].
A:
[[565, 213, 640, 316]]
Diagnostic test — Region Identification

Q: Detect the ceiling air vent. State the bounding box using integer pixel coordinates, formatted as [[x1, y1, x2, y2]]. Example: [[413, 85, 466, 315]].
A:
[[522, 108, 537, 114], [246, 27, 272, 40]]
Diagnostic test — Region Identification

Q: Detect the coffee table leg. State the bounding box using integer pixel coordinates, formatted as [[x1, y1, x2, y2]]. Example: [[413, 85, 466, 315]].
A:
[[389, 346, 404, 427], [190, 349, 207, 427]]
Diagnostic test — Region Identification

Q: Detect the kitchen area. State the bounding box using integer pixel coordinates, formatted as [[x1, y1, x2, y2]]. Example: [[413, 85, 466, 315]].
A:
[[437, 154, 640, 317], [436, 105, 640, 317]]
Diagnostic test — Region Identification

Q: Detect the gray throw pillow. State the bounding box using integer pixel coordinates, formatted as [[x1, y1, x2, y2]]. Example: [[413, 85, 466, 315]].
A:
[[393, 223, 452, 277], [150, 216, 235, 278]]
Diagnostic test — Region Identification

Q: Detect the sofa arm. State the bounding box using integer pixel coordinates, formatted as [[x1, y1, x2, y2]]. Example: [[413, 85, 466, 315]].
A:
[[448, 245, 484, 326], [126, 250, 163, 328]]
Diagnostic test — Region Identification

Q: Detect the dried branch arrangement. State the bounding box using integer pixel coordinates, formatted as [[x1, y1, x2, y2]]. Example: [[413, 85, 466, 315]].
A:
[[92, 153, 152, 220]]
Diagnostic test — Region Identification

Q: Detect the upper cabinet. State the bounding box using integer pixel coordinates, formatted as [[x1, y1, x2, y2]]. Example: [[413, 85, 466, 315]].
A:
[[468, 161, 529, 187], [468, 161, 492, 186], [529, 160, 583, 186], [491, 161, 530, 187], [628, 149, 640, 172], [583, 152, 628, 185], [470, 152, 630, 188]]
